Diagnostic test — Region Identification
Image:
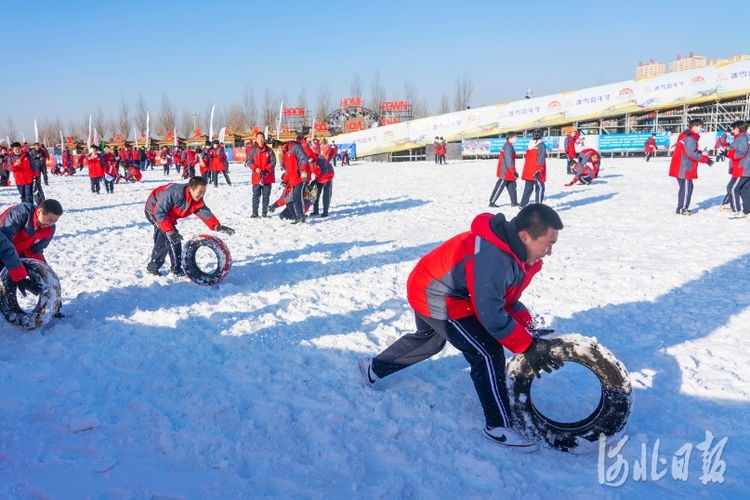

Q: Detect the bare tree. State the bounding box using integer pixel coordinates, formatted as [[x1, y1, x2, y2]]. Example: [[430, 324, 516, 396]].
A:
[[315, 83, 332, 121], [404, 81, 429, 119], [39, 119, 58, 146], [214, 107, 226, 130], [68, 118, 84, 142], [225, 104, 247, 133], [92, 106, 108, 141], [2, 117, 16, 143], [298, 86, 308, 126], [134, 92, 148, 136], [371, 71, 386, 113], [117, 96, 130, 138], [243, 84, 258, 129], [315, 83, 332, 122], [262, 88, 276, 130], [453, 72, 474, 111], [350, 73, 362, 100], [156, 94, 177, 136], [177, 110, 193, 138], [439, 93, 451, 114]]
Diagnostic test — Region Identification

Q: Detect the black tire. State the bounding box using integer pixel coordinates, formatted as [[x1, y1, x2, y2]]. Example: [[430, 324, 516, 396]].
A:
[[506, 334, 633, 452], [182, 234, 232, 286], [0, 258, 62, 330]]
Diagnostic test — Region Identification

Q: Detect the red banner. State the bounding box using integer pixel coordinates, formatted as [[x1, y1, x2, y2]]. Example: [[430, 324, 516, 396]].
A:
[[283, 107, 305, 117], [66, 136, 73, 144], [381, 118, 400, 125], [282, 124, 290, 133], [114, 133, 123, 142], [381, 100, 409, 111], [313, 122, 329, 132], [340, 97, 363, 108], [166, 131, 174, 139], [193, 129, 202, 137], [345, 121, 364, 132]]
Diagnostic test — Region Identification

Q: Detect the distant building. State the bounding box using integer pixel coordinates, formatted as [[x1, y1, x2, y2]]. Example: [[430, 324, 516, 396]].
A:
[[636, 60, 665, 80], [708, 54, 750, 66], [669, 52, 706, 72]]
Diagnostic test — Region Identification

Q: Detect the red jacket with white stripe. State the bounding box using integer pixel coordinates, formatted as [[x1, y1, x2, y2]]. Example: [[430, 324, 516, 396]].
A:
[[144, 183, 220, 234], [0, 203, 55, 282], [406, 212, 540, 354]]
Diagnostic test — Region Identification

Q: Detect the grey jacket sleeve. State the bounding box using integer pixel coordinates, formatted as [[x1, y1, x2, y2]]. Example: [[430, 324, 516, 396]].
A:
[[536, 142, 547, 166], [471, 241, 520, 341], [681, 136, 705, 162]]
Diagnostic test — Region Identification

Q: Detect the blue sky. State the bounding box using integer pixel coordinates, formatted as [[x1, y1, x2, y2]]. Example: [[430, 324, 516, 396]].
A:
[[1, 0, 744, 137]]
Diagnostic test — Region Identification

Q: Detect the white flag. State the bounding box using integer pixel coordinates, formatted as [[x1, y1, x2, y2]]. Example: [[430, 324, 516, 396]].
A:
[[218, 127, 226, 144], [276, 100, 284, 140], [34, 119, 39, 143], [88, 115, 92, 147], [209, 104, 215, 141], [146, 111, 150, 149]]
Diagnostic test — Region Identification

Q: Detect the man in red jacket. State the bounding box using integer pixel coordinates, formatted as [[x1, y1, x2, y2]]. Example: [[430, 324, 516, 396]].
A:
[[0, 199, 63, 298], [246, 132, 276, 218], [7, 142, 35, 203], [358, 204, 564, 452], [565, 149, 601, 186], [644, 134, 657, 162], [144, 176, 234, 276], [669, 119, 713, 216], [564, 128, 580, 174]]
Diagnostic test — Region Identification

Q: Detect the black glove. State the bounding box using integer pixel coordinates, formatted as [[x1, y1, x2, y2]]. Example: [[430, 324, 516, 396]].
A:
[[533, 170, 541, 180], [513, 172, 519, 179], [523, 337, 564, 378], [16, 277, 43, 297], [706, 159, 714, 167], [167, 230, 183, 244], [215, 225, 235, 236], [268, 201, 280, 213], [528, 328, 555, 338]]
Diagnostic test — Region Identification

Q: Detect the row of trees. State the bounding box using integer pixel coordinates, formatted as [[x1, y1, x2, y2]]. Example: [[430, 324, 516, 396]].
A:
[[3, 73, 474, 145]]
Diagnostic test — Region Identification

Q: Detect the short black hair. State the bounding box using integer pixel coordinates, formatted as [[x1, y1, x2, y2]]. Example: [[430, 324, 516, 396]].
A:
[[188, 176, 208, 189], [688, 118, 704, 128], [730, 120, 746, 131], [40, 199, 63, 216], [11, 142, 21, 148], [506, 132, 517, 139], [532, 129, 543, 140], [736, 122, 749, 133], [516, 204, 563, 239], [272, 139, 284, 149]]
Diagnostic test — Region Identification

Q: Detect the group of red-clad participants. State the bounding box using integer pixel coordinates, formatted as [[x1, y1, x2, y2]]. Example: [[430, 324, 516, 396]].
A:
[[488, 128, 601, 208]]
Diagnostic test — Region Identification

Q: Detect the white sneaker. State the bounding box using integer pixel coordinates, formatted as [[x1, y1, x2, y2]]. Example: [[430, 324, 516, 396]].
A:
[[731, 212, 748, 219], [358, 358, 379, 388], [719, 204, 732, 212], [483, 427, 539, 452]]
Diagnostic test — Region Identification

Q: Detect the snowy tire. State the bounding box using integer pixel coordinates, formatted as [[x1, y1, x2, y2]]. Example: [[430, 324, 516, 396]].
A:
[[0, 258, 62, 330], [182, 234, 232, 286], [506, 334, 633, 452]]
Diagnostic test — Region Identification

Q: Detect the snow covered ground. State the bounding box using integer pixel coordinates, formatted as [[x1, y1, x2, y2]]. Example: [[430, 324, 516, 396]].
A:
[[1, 155, 749, 499]]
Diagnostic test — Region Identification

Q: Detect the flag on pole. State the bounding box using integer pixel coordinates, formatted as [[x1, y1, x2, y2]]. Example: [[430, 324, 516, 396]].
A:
[[88, 115, 92, 147], [209, 104, 215, 141], [311, 118, 315, 141], [218, 127, 226, 144], [34, 119, 39, 143], [276, 100, 284, 140], [146, 111, 150, 149], [174, 125, 177, 147]]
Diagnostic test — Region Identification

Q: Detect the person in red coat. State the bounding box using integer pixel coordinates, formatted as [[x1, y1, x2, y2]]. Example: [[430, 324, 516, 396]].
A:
[[274, 137, 311, 224], [87, 146, 104, 194], [519, 131, 547, 207], [183, 148, 197, 179], [564, 128, 580, 174], [714, 130, 730, 162], [644, 134, 657, 162], [102, 146, 118, 193], [209, 140, 232, 187], [146, 148, 155, 170], [358, 204, 564, 452], [0, 199, 63, 301], [489, 132, 519, 207], [565, 149, 600, 186], [7, 142, 35, 203], [246, 132, 277, 218], [331, 140, 338, 167], [144, 176, 234, 276], [669, 119, 713, 215]]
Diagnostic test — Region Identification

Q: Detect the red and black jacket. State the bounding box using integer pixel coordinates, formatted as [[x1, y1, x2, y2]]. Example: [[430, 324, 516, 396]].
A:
[[246, 144, 277, 185], [0, 203, 55, 282], [406, 212, 540, 353], [144, 183, 220, 234]]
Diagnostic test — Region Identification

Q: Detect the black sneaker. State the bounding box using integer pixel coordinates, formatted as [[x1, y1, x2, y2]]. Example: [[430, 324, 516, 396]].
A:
[[172, 268, 186, 277], [146, 268, 162, 276], [53, 310, 66, 319], [250, 214, 260, 219], [489, 203, 499, 208], [320, 213, 329, 218], [681, 209, 692, 216]]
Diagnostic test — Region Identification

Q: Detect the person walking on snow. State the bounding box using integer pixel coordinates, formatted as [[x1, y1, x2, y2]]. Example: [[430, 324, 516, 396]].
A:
[[669, 119, 713, 216], [519, 130, 547, 207], [489, 132, 519, 208], [144, 176, 235, 277], [358, 204, 565, 452]]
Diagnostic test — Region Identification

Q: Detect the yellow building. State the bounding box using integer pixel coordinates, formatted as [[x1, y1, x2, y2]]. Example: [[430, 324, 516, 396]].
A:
[[708, 54, 750, 66], [669, 53, 706, 72], [636, 60, 665, 80]]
